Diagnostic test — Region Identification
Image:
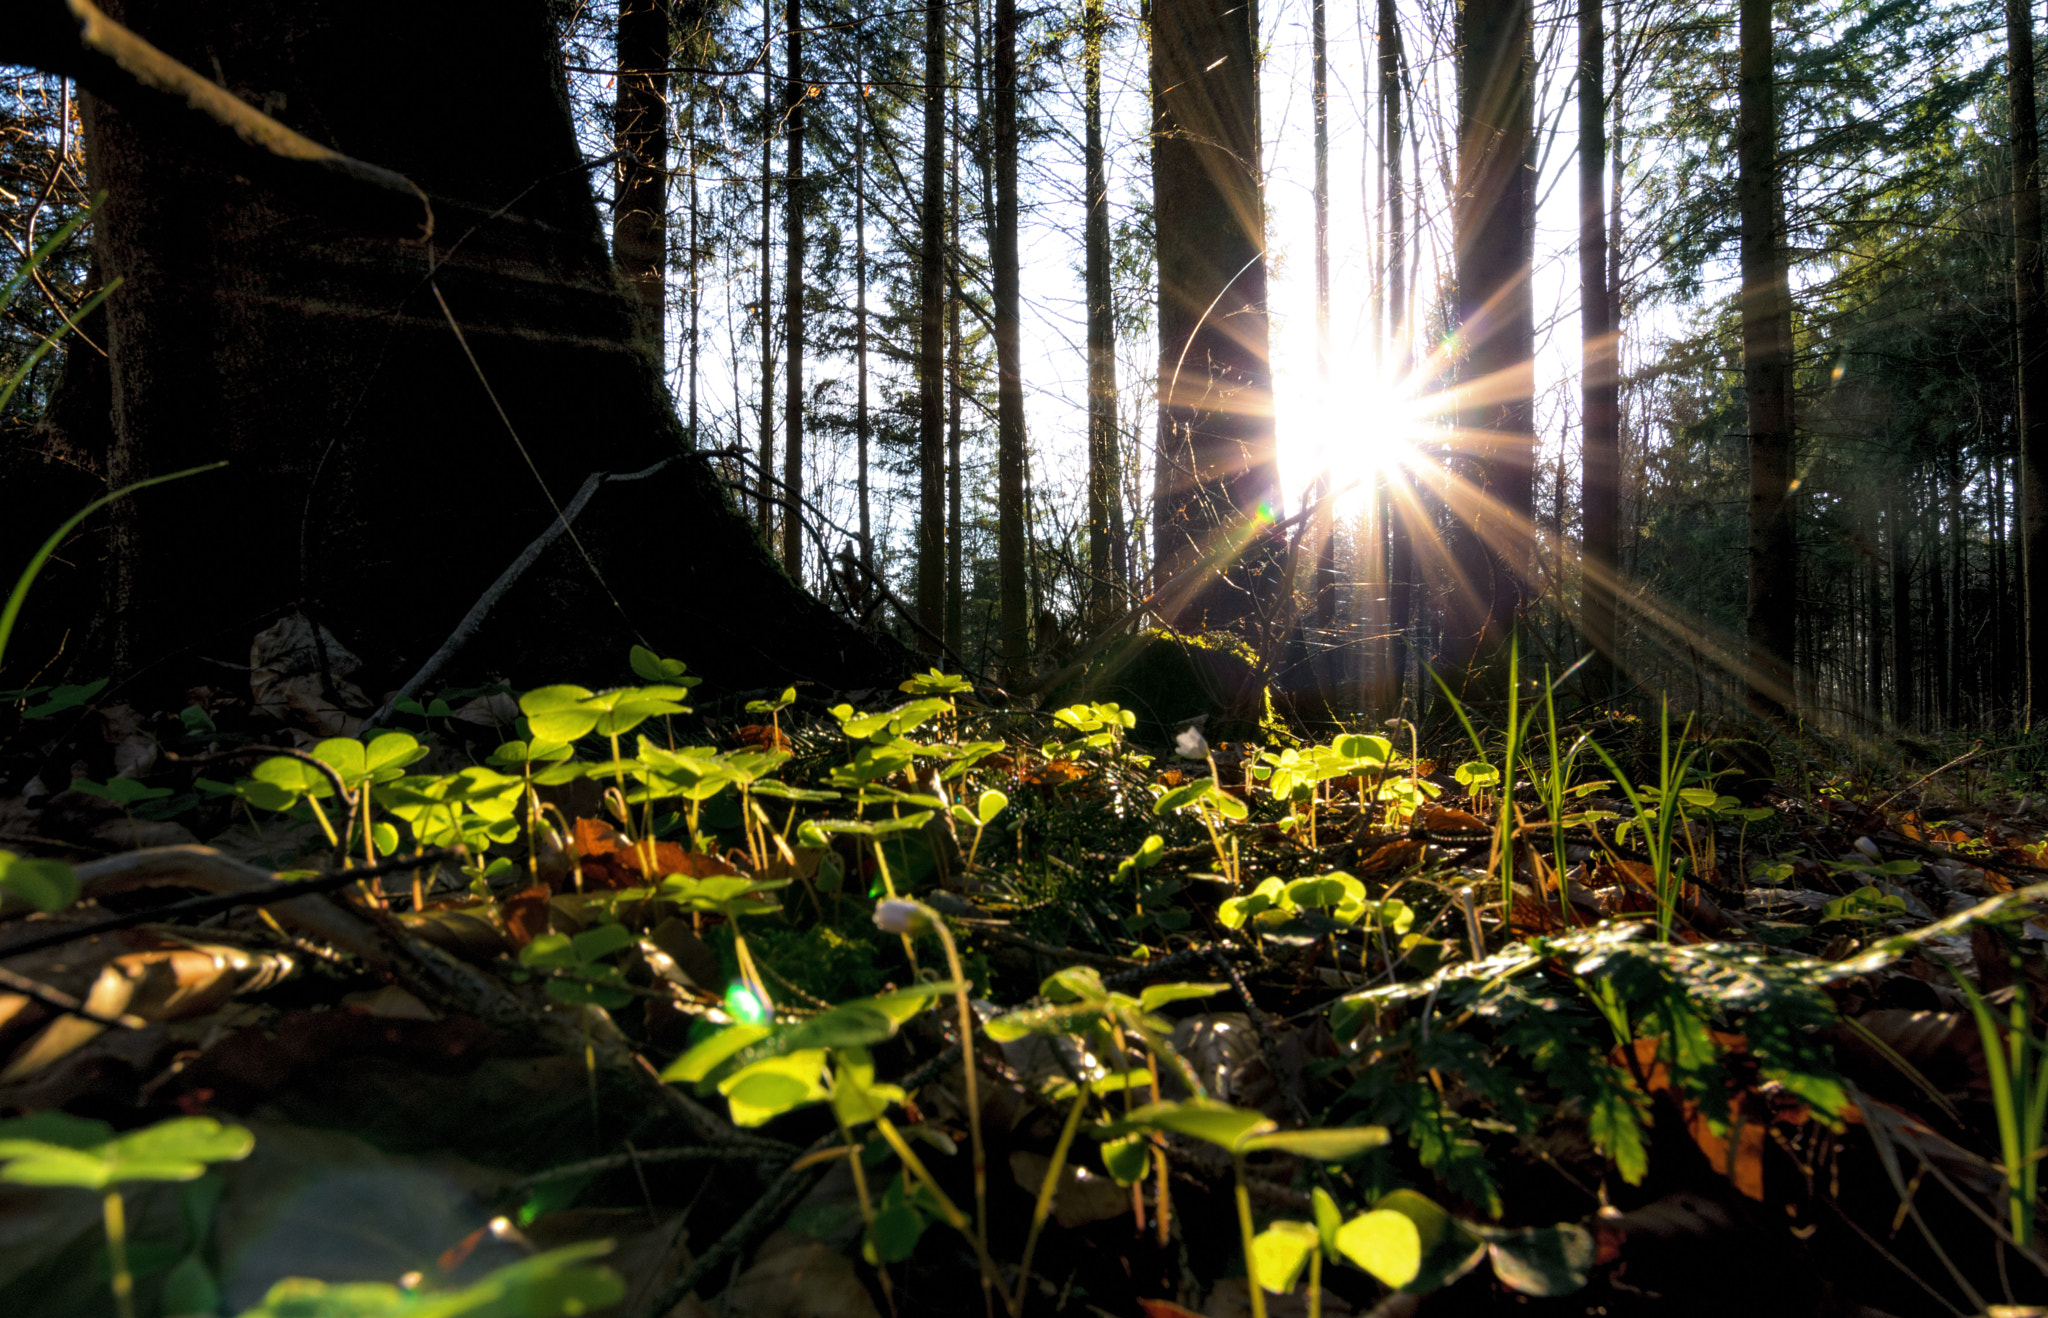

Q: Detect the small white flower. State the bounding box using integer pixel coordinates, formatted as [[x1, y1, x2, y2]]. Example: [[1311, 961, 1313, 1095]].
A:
[[874, 898, 929, 935], [1174, 726, 1210, 761]]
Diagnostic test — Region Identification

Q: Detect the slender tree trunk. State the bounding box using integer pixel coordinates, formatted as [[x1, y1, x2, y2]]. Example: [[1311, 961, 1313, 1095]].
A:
[[613, 0, 669, 354], [1891, 498, 1914, 725], [1149, 0, 1277, 632], [1309, 0, 1336, 644], [686, 86, 699, 447], [855, 39, 872, 573], [992, 0, 1028, 670], [1949, 450, 1966, 720], [1578, 0, 1620, 700], [947, 70, 965, 660], [1739, 0, 1797, 719], [1996, 450, 2012, 720], [915, 0, 948, 648], [1084, 0, 1121, 628], [1445, 0, 1535, 682], [755, 1, 775, 535], [2009, 0, 2048, 725], [780, 0, 805, 576], [1379, 0, 1410, 708]]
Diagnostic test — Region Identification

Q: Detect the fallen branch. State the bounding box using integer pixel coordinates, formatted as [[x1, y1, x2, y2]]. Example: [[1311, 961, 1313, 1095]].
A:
[[1, 845, 464, 964], [362, 459, 673, 732]]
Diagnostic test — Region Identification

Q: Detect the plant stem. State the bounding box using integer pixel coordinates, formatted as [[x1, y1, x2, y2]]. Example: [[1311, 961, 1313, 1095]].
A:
[[1232, 1156, 1268, 1318], [928, 915, 992, 1316], [1010, 1084, 1088, 1316], [103, 1191, 135, 1318]]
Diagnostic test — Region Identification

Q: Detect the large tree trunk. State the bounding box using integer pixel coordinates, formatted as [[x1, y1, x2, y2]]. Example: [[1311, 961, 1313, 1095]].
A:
[[755, 1, 776, 536], [1149, 0, 1277, 633], [1578, 0, 1620, 701], [1308, 0, 1336, 644], [2010, 0, 2048, 727], [9, 0, 899, 699], [612, 0, 669, 353], [1739, 0, 1797, 719], [855, 35, 872, 574], [915, 0, 948, 651], [1445, 0, 1535, 683], [780, 0, 805, 577], [1083, 0, 1121, 628], [993, 0, 1028, 672]]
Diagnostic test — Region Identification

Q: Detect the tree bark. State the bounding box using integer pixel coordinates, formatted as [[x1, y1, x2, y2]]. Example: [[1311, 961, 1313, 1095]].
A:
[[1890, 497, 1913, 725], [915, 0, 948, 650], [855, 31, 872, 574], [947, 68, 964, 661], [755, 1, 775, 536], [1445, 0, 1535, 683], [1149, 0, 1277, 633], [780, 0, 805, 577], [613, 0, 669, 354], [993, 0, 1028, 670], [1083, 0, 1121, 628], [15, 0, 898, 699], [1378, 0, 1410, 709], [2010, 0, 2048, 727], [1578, 0, 1620, 701], [1309, 0, 1335, 640], [1739, 0, 1797, 719]]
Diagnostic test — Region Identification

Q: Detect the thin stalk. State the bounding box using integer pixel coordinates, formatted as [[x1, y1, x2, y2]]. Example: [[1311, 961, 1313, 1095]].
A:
[[1232, 1156, 1268, 1318], [1009, 1084, 1089, 1316], [103, 1191, 135, 1318], [928, 916, 992, 1313]]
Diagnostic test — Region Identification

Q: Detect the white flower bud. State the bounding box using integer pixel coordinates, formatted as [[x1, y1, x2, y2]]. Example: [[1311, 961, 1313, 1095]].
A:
[[1175, 726, 1210, 760], [873, 898, 930, 935]]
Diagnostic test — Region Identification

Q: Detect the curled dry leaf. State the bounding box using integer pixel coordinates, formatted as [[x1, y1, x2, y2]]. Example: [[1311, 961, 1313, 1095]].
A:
[[2, 943, 296, 1082]]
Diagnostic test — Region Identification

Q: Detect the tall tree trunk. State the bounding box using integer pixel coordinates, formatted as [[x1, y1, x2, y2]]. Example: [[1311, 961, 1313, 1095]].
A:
[[1309, 0, 1335, 641], [855, 35, 872, 573], [947, 70, 964, 660], [686, 87, 699, 445], [1378, 0, 1410, 708], [993, 0, 1028, 670], [20, 0, 899, 696], [2010, 0, 2048, 726], [1890, 498, 1914, 725], [1739, 0, 1797, 719], [1578, 0, 1620, 700], [1149, 0, 1276, 633], [915, 0, 948, 648], [613, 0, 669, 354], [755, 1, 775, 535], [780, 0, 805, 576], [1084, 0, 1121, 628], [1445, 0, 1535, 682]]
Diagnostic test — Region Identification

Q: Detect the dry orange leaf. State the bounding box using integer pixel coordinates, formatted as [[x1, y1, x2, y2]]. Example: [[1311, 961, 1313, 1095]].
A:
[[1417, 805, 1488, 833], [734, 723, 792, 752]]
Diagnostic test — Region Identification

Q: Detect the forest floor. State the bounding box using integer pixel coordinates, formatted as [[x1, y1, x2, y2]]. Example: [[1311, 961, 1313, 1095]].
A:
[[2, 644, 2046, 1318]]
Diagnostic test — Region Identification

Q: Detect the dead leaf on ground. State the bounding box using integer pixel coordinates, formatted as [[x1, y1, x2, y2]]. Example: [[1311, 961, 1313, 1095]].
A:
[[715, 1237, 879, 1318], [1008, 1150, 1130, 1228]]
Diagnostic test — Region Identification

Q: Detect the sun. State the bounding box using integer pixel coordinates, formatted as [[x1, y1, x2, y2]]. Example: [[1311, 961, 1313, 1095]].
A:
[[1276, 369, 1427, 513]]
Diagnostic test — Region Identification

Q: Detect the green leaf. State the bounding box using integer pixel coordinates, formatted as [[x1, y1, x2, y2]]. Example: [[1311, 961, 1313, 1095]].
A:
[[1154, 778, 1216, 815], [660, 1023, 774, 1084], [0, 1116, 252, 1190], [1100, 1133, 1150, 1185], [0, 849, 77, 912], [570, 922, 634, 963], [720, 1050, 829, 1126], [1136, 982, 1226, 1014], [250, 756, 333, 799], [21, 678, 107, 720], [868, 1197, 927, 1263], [1483, 1223, 1595, 1296], [236, 1241, 622, 1318], [1334, 1209, 1422, 1288], [1252, 1220, 1320, 1294], [1103, 1099, 1272, 1151], [630, 646, 697, 685], [70, 776, 173, 805], [976, 788, 1008, 825], [1312, 1186, 1343, 1256], [1241, 1126, 1390, 1161]]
